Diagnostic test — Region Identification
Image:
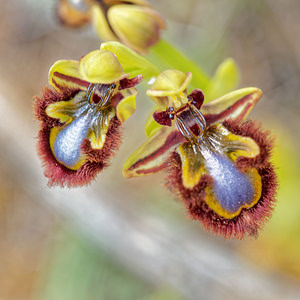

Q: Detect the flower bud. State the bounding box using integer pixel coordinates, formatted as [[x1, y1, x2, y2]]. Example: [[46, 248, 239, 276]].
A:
[[57, 0, 165, 53]]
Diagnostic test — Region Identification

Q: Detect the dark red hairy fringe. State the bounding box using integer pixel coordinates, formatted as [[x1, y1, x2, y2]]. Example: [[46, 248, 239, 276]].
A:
[[34, 87, 122, 187], [165, 119, 277, 239]]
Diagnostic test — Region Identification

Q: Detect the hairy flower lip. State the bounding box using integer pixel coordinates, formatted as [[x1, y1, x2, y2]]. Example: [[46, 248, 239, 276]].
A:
[[166, 119, 277, 239], [34, 87, 123, 187], [122, 71, 276, 239]]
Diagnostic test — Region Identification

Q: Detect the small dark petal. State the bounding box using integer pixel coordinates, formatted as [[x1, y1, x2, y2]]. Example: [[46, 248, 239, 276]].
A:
[[119, 75, 143, 90], [188, 89, 204, 109], [37, 117, 122, 187], [165, 119, 277, 239], [153, 110, 172, 126]]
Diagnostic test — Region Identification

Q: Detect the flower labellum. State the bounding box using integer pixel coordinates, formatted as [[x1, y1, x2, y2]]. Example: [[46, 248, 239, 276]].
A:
[[166, 111, 277, 239], [123, 69, 277, 239], [34, 49, 142, 187]]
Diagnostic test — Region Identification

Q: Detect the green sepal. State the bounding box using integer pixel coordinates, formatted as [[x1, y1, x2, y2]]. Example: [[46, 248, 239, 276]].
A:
[[123, 126, 183, 178], [202, 87, 263, 124], [100, 41, 160, 79], [48, 60, 88, 91], [79, 50, 128, 83]]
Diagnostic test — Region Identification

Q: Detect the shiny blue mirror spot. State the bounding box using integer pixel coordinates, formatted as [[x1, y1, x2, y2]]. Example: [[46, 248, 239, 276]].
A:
[[205, 153, 254, 213], [53, 111, 92, 168]]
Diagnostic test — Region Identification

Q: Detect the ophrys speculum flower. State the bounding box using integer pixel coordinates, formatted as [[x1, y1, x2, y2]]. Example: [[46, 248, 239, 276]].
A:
[[34, 49, 142, 187], [123, 69, 277, 239]]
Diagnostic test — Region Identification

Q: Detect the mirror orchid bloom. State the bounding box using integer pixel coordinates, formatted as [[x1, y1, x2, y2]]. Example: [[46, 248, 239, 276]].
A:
[[123, 70, 277, 239], [34, 49, 142, 187]]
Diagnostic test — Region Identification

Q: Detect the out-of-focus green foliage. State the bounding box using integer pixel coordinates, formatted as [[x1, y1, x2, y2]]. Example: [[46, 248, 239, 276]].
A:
[[205, 58, 240, 101], [147, 40, 239, 99], [148, 40, 211, 90]]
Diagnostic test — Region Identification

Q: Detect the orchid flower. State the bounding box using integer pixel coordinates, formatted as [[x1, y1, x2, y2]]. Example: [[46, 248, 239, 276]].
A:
[[123, 70, 277, 239], [34, 49, 142, 187]]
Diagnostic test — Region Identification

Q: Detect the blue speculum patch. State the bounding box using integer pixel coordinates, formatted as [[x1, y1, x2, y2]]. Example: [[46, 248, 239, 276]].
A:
[[205, 152, 254, 213], [53, 109, 92, 168]]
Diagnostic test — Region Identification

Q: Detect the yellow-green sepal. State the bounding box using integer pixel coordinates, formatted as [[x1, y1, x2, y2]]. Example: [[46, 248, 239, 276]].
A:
[[202, 87, 263, 124], [148, 69, 192, 97], [79, 50, 128, 84], [100, 41, 160, 79], [205, 58, 240, 102], [116, 88, 138, 123], [123, 126, 183, 178], [48, 59, 88, 91]]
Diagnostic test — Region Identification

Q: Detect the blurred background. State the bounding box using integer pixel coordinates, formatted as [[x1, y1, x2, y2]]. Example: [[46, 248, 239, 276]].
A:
[[0, 0, 300, 299]]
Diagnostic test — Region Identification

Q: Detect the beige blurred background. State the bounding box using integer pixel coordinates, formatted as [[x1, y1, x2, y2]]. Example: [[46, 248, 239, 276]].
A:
[[0, 0, 300, 299]]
